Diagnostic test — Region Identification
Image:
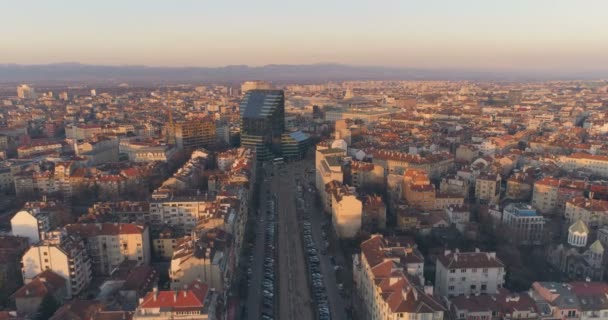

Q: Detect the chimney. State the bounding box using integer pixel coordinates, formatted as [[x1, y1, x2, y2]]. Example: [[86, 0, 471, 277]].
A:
[[153, 287, 158, 301], [173, 291, 177, 302]]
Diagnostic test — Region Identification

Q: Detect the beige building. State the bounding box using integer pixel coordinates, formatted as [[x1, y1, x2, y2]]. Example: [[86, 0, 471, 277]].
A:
[[434, 249, 505, 298], [21, 231, 92, 298], [17, 141, 63, 158], [65, 223, 151, 275], [169, 230, 231, 292], [565, 197, 608, 228], [149, 196, 218, 232], [153, 228, 179, 260], [439, 175, 469, 198], [330, 183, 362, 239], [315, 147, 347, 213], [559, 153, 608, 178], [532, 177, 586, 214], [350, 160, 384, 190], [402, 168, 436, 211], [353, 235, 445, 320], [475, 173, 501, 204], [174, 119, 216, 151], [65, 124, 102, 140], [361, 195, 386, 231]]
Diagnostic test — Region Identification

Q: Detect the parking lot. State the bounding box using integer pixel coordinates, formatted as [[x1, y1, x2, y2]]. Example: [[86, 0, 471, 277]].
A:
[[244, 158, 349, 320], [295, 162, 350, 320], [245, 167, 278, 320]]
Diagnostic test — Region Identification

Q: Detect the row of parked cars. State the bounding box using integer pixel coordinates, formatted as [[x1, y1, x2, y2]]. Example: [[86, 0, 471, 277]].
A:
[[302, 220, 331, 320], [260, 196, 277, 320]]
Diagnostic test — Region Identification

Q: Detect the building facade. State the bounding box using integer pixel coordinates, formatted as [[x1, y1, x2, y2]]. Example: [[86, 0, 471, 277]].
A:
[[435, 249, 505, 297], [239, 90, 285, 160], [21, 231, 92, 298]]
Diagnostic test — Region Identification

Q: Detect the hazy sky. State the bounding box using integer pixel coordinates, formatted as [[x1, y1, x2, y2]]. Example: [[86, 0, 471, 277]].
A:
[[2, 0, 608, 71]]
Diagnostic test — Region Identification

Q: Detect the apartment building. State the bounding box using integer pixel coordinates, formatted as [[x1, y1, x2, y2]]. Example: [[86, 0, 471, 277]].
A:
[[445, 205, 470, 233], [65, 124, 102, 140], [174, 119, 216, 151], [329, 183, 362, 239], [449, 291, 540, 320], [560, 153, 608, 178], [21, 231, 92, 298], [315, 147, 347, 213], [475, 174, 501, 205], [565, 196, 608, 228], [439, 175, 469, 198], [402, 168, 436, 211], [435, 249, 505, 297], [169, 230, 231, 292], [149, 196, 217, 232], [64, 223, 151, 275], [361, 195, 386, 231], [530, 281, 608, 320], [11, 209, 51, 244], [353, 235, 445, 320], [349, 160, 384, 190], [532, 177, 586, 214]]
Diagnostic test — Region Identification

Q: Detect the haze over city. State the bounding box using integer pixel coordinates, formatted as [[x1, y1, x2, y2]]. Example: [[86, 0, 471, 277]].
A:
[[3, 0, 608, 72]]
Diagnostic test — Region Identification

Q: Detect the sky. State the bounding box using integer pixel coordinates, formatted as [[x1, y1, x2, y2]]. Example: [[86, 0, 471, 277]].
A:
[[2, 0, 608, 71]]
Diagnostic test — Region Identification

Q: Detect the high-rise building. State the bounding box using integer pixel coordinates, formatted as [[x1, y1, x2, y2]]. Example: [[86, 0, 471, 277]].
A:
[[174, 118, 216, 151], [17, 84, 36, 99], [239, 89, 285, 160], [240, 80, 272, 94]]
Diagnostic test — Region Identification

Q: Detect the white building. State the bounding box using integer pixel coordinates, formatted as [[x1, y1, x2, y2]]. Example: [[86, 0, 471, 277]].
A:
[[502, 203, 545, 245], [21, 231, 92, 298], [17, 84, 36, 99], [64, 223, 151, 275], [330, 184, 362, 239], [435, 249, 505, 297], [149, 197, 217, 232], [11, 209, 51, 244]]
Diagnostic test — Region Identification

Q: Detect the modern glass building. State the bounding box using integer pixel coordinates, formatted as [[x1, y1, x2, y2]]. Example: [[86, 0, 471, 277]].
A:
[[281, 130, 310, 160], [239, 90, 285, 160]]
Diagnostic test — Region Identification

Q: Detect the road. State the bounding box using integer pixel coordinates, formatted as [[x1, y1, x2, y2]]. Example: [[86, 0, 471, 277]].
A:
[[296, 161, 349, 320], [245, 158, 349, 319], [245, 165, 274, 320], [275, 162, 314, 320]]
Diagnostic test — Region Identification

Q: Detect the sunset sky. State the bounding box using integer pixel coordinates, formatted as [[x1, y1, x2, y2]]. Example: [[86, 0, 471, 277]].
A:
[[3, 0, 608, 71]]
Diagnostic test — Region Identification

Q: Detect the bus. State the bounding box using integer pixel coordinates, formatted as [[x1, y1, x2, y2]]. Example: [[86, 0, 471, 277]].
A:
[[272, 157, 284, 165]]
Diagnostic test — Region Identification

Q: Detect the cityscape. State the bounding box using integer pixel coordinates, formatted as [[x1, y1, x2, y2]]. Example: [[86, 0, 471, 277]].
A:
[[2, 1, 608, 320]]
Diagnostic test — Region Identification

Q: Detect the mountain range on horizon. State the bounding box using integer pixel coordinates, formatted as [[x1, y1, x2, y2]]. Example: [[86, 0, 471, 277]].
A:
[[1, 62, 607, 85]]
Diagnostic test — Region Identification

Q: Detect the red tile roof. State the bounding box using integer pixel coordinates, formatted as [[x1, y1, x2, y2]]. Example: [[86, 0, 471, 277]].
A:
[[138, 280, 208, 311], [437, 250, 504, 269], [65, 223, 145, 237]]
